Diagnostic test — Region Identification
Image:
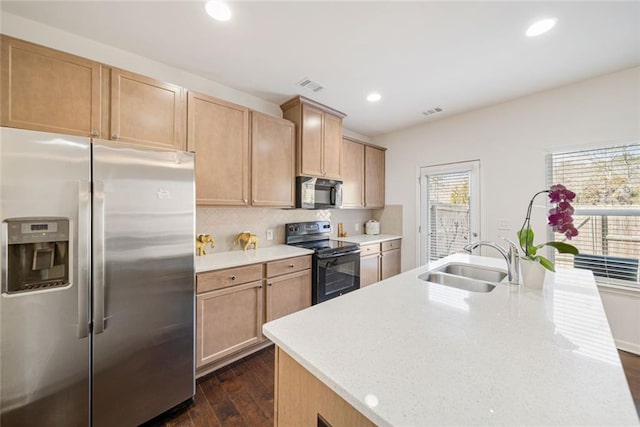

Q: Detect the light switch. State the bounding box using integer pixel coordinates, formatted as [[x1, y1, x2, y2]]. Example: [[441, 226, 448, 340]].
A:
[[266, 229, 273, 241]]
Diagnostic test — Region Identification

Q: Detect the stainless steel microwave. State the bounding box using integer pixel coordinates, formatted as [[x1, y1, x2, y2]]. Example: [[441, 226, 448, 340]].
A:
[[296, 177, 343, 209]]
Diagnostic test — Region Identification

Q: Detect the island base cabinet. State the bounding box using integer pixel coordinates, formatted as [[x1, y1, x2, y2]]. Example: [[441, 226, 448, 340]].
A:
[[275, 347, 375, 427], [196, 281, 263, 368]]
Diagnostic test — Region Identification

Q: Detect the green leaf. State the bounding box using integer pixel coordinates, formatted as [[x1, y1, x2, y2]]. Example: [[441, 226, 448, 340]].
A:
[[536, 255, 555, 272], [543, 241, 579, 255], [517, 228, 536, 255]]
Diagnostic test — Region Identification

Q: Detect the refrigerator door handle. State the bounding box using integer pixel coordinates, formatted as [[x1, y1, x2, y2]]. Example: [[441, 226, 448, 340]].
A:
[[78, 181, 91, 338], [94, 181, 106, 334]]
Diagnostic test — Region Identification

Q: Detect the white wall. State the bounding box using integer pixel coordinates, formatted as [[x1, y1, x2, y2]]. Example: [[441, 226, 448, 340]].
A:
[[374, 66, 640, 271], [1, 12, 282, 116], [374, 66, 640, 354]]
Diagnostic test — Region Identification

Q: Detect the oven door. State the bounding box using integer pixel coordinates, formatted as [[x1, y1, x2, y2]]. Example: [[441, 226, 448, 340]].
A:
[[314, 251, 360, 304]]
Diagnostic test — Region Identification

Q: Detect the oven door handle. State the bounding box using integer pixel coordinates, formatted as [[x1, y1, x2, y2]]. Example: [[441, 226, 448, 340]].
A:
[[316, 249, 361, 260]]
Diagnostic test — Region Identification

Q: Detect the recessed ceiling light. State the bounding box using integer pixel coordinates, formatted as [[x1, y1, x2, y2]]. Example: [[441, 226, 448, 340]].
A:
[[367, 92, 382, 102], [205, 0, 231, 22], [526, 18, 557, 37]]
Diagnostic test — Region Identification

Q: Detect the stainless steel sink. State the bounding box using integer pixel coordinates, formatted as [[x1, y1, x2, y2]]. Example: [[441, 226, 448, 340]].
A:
[[418, 262, 507, 293], [438, 263, 507, 282]]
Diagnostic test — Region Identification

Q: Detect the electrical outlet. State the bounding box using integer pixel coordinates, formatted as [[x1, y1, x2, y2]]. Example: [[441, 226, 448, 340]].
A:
[[497, 219, 510, 230], [354, 223, 360, 232], [266, 229, 273, 241]]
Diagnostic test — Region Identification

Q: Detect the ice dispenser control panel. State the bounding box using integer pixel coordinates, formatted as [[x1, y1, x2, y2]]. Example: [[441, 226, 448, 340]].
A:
[[4, 218, 70, 294]]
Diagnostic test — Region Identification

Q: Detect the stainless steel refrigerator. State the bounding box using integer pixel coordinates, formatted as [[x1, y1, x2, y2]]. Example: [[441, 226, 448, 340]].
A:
[[0, 127, 195, 426]]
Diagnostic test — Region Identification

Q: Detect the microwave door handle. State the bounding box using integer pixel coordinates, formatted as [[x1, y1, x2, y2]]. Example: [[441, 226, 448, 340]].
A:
[[330, 187, 336, 205]]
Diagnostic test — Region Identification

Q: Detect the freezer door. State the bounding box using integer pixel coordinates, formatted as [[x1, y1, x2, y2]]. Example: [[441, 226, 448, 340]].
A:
[[92, 141, 195, 426], [0, 128, 91, 426]]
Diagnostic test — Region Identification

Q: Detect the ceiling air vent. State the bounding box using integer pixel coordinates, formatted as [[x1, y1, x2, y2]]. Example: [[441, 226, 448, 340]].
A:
[[297, 77, 324, 93], [422, 107, 444, 116]]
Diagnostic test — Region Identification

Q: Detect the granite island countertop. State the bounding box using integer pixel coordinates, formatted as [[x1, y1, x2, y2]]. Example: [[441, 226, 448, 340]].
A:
[[263, 253, 639, 426], [195, 245, 314, 273]]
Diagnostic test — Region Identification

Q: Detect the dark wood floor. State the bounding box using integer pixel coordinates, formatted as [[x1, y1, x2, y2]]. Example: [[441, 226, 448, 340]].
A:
[[146, 346, 275, 427], [149, 347, 640, 426]]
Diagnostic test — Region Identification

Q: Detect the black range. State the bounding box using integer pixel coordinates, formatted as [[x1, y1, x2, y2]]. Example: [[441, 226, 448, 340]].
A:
[[285, 221, 360, 304]]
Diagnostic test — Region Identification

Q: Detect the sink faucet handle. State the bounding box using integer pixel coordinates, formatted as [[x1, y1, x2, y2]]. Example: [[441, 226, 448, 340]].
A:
[[498, 236, 519, 253]]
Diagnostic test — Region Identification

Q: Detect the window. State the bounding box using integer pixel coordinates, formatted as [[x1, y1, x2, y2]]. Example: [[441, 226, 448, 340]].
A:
[[420, 161, 480, 265], [548, 144, 640, 287]]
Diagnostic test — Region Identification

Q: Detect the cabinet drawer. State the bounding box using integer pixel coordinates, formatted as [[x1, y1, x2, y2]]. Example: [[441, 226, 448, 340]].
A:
[[382, 239, 401, 252], [267, 255, 311, 278], [359, 243, 380, 256], [197, 263, 263, 293]]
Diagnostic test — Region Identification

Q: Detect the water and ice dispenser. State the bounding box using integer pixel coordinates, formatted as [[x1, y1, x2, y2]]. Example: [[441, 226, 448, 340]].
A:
[[4, 218, 70, 293]]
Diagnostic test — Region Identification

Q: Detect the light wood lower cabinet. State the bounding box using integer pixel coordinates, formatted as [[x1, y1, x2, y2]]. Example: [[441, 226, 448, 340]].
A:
[[266, 269, 312, 322], [381, 248, 401, 280], [196, 255, 311, 375], [196, 280, 263, 368], [360, 243, 381, 288], [275, 347, 375, 427], [359, 239, 401, 287]]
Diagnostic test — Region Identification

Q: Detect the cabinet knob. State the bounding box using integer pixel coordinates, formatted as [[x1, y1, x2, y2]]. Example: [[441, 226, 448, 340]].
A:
[[268, 282, 272, 287], [91, 130, 99, 137], [230, 275, 236, 281], [111, 133, 120, 140], [243, 199, 248, 204], [253, 200, 256, 204], [288, 264, 295, 268], [258, 285, 263, 289]]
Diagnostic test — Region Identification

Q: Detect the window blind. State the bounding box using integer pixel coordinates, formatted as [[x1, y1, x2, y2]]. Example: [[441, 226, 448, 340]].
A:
[[427, 171, 471, 261], [548, 144, 640, 287]]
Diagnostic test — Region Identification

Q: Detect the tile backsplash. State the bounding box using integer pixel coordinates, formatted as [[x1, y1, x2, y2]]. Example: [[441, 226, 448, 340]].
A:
[[197, 207, 386, 252]]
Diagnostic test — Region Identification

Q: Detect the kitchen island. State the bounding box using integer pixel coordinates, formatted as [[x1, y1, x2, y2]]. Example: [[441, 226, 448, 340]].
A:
[[262, 254, 639, 426]]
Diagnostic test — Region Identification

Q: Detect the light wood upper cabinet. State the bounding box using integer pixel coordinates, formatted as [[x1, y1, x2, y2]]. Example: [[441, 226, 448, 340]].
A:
[[300, 104, 324, 177], [322, 113, 343, 179], [0, 35, 101, 137], [365, 145, 385, 208], [251, 112, 295, 207], [187, 91, 250, 206], [281, 96, 346, 180], [341, 139, 365, 208], [109, 69, 186, 150]]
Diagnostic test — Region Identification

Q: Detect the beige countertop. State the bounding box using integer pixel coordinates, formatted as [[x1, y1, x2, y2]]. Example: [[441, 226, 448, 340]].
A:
[[333, 234, 402, 245], [195, 245, 314, 273]]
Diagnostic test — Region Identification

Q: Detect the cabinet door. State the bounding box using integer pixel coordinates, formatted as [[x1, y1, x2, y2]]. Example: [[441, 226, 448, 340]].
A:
[[341, 139, 365, 208], [364, 145, 385, 208], [1, 35, 101, 137], [110, 69, 185, 150], [266, 270, 311, 323], [196, 281, 263, 368], [381, 248, 401, 280], [187, 91, 250, 206], [360, 254, 381, 287], [251, 112, 295, 207], [300, 104, 324, 177], [323, 113, 343, 179]]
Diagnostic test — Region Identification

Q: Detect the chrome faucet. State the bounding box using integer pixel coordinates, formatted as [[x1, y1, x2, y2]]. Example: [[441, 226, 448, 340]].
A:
[[463, 239, 521, 285]]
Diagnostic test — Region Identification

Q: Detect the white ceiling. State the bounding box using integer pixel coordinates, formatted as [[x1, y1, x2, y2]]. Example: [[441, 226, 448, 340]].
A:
[[2, 1, 639, 137]]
